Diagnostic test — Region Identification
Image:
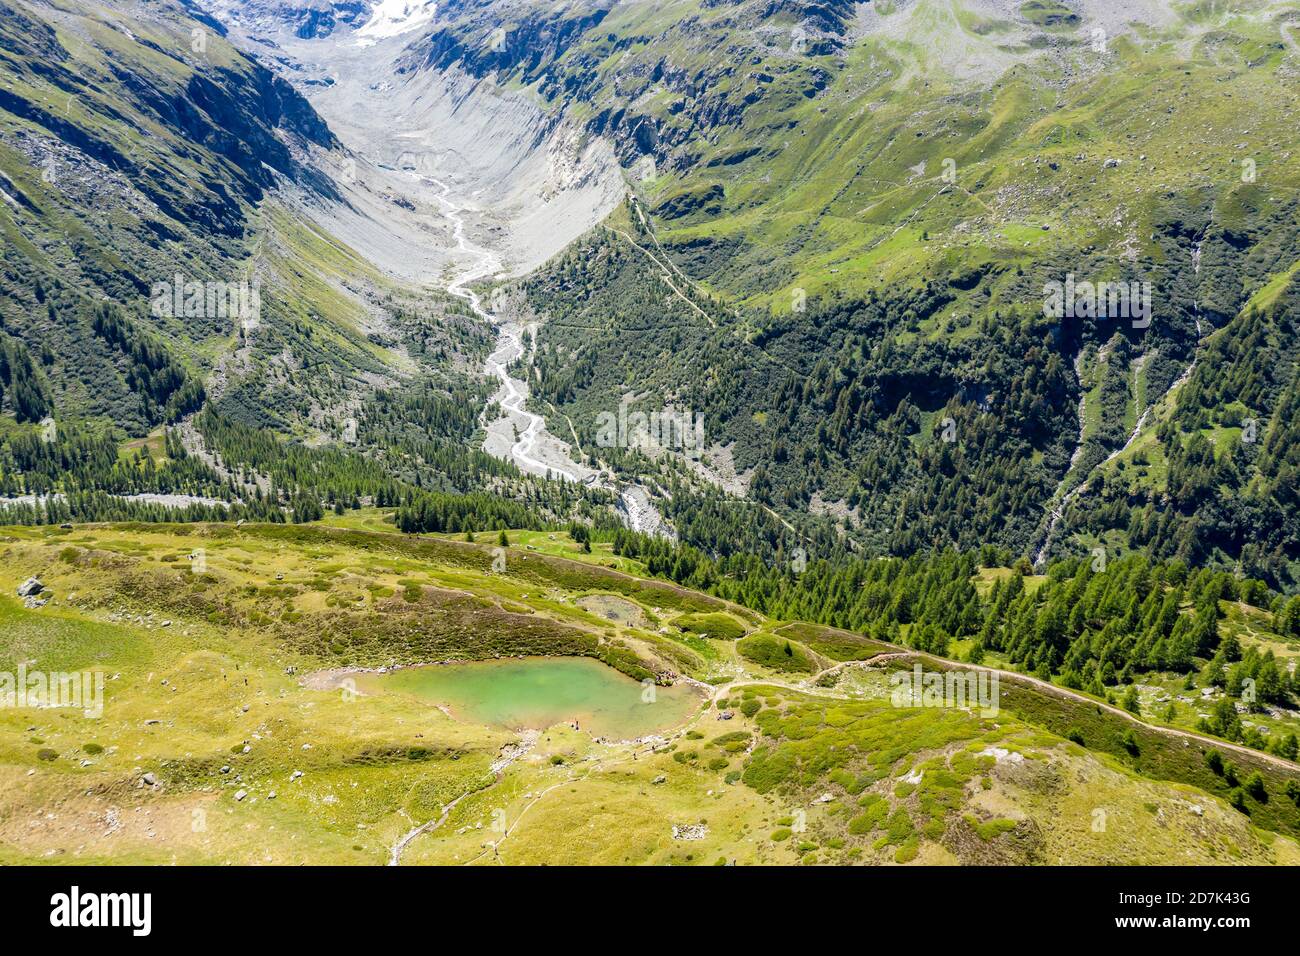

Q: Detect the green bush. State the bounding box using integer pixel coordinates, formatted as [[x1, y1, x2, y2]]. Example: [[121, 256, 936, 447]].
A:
[[894, 836, 920, 863], [1245, 772, 1267, 802], [712, 731, 752, 753], [736, 633, 815, 673], [674, 612, 746, 641], [964, 814, 1018, 842]]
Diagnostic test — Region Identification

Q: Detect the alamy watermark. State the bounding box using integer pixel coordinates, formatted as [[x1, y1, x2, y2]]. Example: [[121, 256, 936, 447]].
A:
[[50, 886, 150, 936], [1043, 273, 1151, 328], [595, 404, 705, 457], [1, 663, 104, 718], [151, 274, 261, 330], [890, 663, 999, 717]]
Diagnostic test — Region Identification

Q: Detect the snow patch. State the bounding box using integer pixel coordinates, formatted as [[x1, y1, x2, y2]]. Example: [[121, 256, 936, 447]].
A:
[[356, 0, 438, 46]]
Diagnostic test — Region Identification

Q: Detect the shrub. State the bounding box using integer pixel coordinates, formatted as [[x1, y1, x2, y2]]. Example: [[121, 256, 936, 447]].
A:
[[849, 799, 887, 834], [1121, 686, 1141, 715], [674, 612, 746, 641], [894, 837, 920, 863], [1245, 772, 1267, 802], [712, 731, 752, 753], [737, 633, 815, 673], [964, 814, 1018, 842]]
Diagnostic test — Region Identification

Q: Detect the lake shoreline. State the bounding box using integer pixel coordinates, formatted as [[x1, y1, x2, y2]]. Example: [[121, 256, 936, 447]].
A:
[[307, 656, 707, 741]]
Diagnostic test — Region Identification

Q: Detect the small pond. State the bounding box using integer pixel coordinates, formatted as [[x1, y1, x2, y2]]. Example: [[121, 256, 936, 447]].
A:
[[361, 657, 701, 738]]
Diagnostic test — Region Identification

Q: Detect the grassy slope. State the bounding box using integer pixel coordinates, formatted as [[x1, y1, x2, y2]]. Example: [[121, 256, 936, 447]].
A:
[[502, 0, 1300, 306], [0, 518, 1296, 864], [504, 0, 1300, 573]]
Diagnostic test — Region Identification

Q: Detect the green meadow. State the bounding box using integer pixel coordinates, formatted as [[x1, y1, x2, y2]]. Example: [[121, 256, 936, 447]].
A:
[[0, 519, 1296, 865]]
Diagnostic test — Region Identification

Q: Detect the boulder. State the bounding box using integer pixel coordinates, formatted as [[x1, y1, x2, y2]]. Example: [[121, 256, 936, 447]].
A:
[[17, 577, 43, 597]]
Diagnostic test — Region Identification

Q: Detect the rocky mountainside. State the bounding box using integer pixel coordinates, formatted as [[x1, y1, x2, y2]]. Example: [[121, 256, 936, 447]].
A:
[[2, 0, 1297, 586], [0, 0, 504, 444], [208, 0, 627, 278], [342, 0, 1299, 585], [0, 0, 346, 430]]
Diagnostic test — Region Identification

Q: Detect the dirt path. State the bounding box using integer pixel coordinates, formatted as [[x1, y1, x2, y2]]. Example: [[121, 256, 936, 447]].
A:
[[388, 788, 476, 866], [628, 198, 726, 309], [608, 226, 716, 328], [387, 730, 540, 865], [395, 638, 1298, 864], [803, 649, 1300, 774]]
